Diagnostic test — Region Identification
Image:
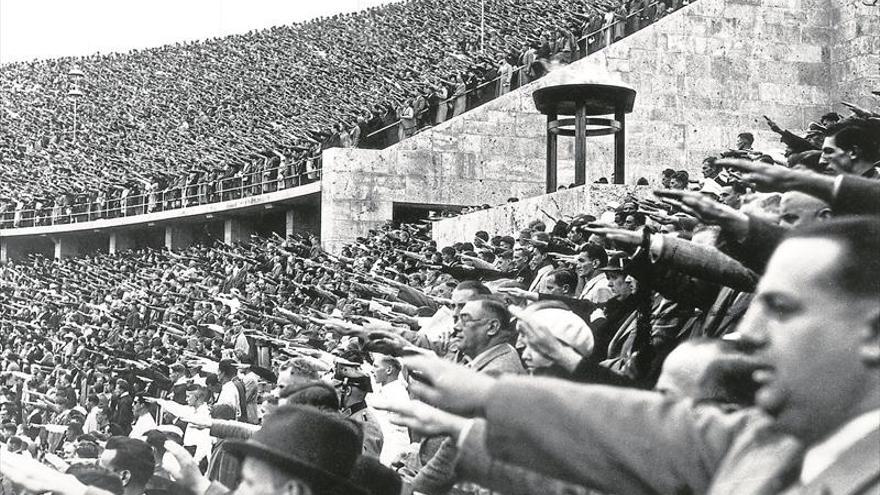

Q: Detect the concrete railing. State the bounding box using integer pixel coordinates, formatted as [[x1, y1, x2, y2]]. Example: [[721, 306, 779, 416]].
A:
[[431, 183, 653, 247]]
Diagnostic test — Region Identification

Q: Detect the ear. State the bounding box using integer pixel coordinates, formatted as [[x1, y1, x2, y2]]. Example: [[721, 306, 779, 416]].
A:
[[283, 479, 312, 495], [486, 319, 501, 337], [815, 208, 833, 221], [858, 306, 880, 367], [119, 470, 132, 487], [848, 145, 863, 162]]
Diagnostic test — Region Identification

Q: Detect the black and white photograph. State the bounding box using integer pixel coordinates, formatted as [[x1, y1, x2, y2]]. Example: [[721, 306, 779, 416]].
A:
[[0, 0, 878, 493]]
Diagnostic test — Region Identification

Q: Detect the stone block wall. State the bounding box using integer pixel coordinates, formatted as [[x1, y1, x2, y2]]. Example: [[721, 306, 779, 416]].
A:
[[320, 0, 877, 252], [431, 184, 653, 248], [829, 0, 880, 111]]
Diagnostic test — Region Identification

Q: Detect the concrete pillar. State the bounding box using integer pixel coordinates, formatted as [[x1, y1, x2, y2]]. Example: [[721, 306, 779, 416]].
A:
[[614, 109, 626, 184], [224, 218, 253, 245], [165, 225, 195, 251], [574, 103, 587, 186], [53, 236, 82, 259], [545, 113, 558, 193], [0, 239, 11, 263], [286, 206, 320, 237], [109, 232, 136, 254]]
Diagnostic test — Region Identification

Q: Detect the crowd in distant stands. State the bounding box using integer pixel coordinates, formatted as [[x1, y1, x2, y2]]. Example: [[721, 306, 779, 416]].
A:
[[0, 0, 688, 229], [0, 89, 878, 495]]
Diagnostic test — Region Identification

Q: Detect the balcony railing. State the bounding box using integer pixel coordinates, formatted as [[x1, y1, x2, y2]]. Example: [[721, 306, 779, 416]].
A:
[[0, 167, 321, 229], [358, 0, 684, 148]]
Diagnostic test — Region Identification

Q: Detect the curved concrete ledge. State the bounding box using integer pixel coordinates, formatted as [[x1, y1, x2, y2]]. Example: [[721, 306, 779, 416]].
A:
[[0, 182, 321, 238]]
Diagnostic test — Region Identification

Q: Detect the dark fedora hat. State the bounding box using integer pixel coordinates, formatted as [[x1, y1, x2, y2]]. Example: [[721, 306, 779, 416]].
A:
[[225, 405, 366, 495], [598, 253, 628, 273]]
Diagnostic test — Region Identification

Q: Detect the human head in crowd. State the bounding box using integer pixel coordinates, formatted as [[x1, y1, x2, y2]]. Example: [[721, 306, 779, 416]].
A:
[[98, 436, 155, 495], [373, 356, 402, 386], [820, 121, 880, 176], [440, 246, 456, 264], [279, 381, 340, 411], [185, 384, 211, 409], [227, 405, 364, 495], [74, 440, 102, 459], [527, 244, 551, 273], [335, 368, 372, 411], [527, 219, 546, 232], [670, 170, 689, 190], [518, 301, 594, 375], [736, 132, 754, 150], [660, 168, 675, 188], [132, 395, 154, 419], [473, 230, 489, 248], [0, 422, 16, 442], [819, 111, 841, 127], [719, 182, 748, 209], [654, 340, 757, 404], [450, 280, 492, 320], [574, 242, 606, 277], [601, 255, 634, 299], [510, 247, 530, 270], [114, 379, 131, 398], [453, 297, 516, 359], [540, 269, 578, 296], [737, 217, 880, 445], [786, 149, 823, 172], [778, 192, 832, 229], [277, 357, 327, 391], [621, 212, 646, 231], [349, 456, 402, 495], [701, 156, 720, 179], [218, 359, 239, 384]]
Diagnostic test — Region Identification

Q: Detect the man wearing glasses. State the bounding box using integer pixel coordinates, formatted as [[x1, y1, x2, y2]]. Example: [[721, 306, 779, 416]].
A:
[[413, 296, 524, 494]]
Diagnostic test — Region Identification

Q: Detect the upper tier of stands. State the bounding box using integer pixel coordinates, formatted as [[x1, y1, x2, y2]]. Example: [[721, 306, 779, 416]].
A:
[[0, 0, 686, 229]]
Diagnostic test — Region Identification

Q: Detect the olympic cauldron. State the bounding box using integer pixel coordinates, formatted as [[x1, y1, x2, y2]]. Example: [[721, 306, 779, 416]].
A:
[[532, 79, 636, 192]]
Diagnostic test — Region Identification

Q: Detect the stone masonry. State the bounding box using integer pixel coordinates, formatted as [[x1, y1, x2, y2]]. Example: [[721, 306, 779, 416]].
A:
[[319, 0, 879, 252]]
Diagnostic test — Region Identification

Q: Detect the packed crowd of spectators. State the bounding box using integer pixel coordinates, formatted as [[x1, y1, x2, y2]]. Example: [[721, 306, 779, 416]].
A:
[[0, 0, 687, 229], [0, 91, 878, 495]]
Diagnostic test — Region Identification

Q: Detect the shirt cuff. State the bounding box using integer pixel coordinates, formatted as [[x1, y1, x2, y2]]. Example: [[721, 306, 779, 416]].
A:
[[832, 174, 844, 205], [455, 418, 476, 450], [649, 233, 664, 262]]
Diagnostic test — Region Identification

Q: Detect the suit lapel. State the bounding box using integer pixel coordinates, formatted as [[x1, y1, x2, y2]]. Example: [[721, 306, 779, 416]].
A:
[[800, 427, 880, 495]]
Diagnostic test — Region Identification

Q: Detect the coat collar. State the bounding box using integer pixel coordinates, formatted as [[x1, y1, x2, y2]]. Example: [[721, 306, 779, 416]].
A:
[[468, 343, 518, 372], [799, 426, 880, 495]]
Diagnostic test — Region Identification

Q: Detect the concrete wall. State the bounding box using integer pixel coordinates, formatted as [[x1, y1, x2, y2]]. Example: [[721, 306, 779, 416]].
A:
[[828, 0, 880, 112], [432, 184, 653, 247], [321, 0, 875, 252]]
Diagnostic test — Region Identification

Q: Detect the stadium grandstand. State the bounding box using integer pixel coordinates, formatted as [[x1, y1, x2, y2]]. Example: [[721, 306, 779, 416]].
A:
[[0, 0, 680, 228], [0, 0, 878, 494]]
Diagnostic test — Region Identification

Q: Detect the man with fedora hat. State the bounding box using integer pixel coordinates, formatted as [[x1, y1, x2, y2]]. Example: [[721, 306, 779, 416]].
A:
[[218, 405, 366, 495], [0, 405, 368, 495]]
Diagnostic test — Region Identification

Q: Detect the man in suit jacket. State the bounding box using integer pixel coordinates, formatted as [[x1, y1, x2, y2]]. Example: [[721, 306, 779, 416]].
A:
[[412, 297, 525, 494], [110, 378, 134, 436], [402, 217, 880, 495], [526, 245, 554, 292]]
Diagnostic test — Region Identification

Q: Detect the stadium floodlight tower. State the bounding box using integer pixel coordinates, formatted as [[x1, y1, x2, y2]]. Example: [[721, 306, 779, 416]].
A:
[[68, 67, 85, 143], [532, 75, 635, 192]]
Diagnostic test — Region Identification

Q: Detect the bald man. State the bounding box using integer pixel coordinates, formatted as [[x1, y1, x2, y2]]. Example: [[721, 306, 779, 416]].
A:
[[778, 191, 832, 229]]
